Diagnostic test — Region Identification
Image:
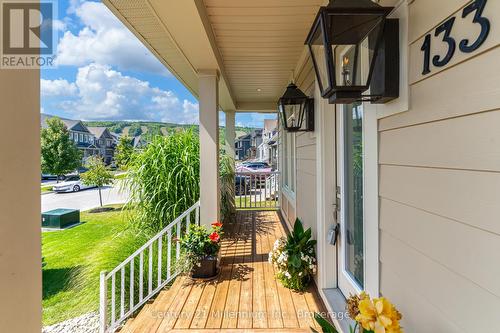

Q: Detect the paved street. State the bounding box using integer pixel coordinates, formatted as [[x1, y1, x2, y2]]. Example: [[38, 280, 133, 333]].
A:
[[41, 182, 129, 212]]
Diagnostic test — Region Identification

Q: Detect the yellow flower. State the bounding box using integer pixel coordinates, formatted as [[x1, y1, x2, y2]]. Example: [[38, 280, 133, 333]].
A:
[[346, 292, 369, 319], [355, 296, 403, 333]]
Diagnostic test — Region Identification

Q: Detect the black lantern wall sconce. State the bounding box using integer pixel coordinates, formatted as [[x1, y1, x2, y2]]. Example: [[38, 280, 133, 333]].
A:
[[305, 0, 400, 104], [278, 82, 314, 132]]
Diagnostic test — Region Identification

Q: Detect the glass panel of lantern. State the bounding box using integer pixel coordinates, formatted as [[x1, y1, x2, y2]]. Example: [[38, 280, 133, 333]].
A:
[[308, 15, 331, 96], [330, 14, 383, 89], [279, 98, 306, 131]]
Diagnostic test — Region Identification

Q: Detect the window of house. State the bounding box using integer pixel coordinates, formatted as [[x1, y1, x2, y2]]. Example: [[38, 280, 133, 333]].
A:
[[282, 131, 295, 193], [79, 133, 83, 142], [69, 132, 73, 139]]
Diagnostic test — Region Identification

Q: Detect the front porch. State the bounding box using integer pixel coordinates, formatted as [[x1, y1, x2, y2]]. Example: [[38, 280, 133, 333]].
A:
[[118, 211, 327, 333]]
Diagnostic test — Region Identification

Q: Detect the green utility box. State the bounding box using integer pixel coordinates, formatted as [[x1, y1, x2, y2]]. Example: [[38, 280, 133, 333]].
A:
[[42, 209, 80, 229]]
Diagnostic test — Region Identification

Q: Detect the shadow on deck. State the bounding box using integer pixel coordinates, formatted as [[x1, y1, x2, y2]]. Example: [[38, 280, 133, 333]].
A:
[[119, 211, 327, 333]]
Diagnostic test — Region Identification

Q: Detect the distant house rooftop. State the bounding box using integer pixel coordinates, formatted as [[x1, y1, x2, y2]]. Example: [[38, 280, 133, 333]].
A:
[[236, 133, 251, 141], [40, 114, 86, 132]]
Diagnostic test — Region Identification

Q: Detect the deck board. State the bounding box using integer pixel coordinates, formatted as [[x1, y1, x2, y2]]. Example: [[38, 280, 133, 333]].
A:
[[120, 211, 328, 333]]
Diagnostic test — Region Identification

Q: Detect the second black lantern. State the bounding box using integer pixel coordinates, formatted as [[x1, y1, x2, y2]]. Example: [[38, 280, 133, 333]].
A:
[[278, 82, 314, 132]]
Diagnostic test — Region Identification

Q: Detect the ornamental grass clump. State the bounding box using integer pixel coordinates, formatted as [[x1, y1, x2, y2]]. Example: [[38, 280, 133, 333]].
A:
[[124, 129, 200, 235], [269, 218, 316, 291], [220, 154, 236, 224]]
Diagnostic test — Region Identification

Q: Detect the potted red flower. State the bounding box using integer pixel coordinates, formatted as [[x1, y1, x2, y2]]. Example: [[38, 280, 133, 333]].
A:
[[179, 221, 223, 279]]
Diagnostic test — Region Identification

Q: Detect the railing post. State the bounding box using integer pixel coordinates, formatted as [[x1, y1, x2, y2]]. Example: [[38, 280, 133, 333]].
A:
[[100, 271, 108, 333]]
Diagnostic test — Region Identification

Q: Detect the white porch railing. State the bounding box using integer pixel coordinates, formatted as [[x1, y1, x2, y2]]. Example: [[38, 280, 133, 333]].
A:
[[99, 201, 200, 333], [235, 172, 280, 210]]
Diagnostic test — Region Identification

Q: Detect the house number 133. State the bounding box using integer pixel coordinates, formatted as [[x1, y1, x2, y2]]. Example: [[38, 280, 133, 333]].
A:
[[421, 0, 490, 75]]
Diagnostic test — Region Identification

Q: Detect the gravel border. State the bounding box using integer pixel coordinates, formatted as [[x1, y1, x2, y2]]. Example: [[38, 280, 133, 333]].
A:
[[43, 312, 99, 333]]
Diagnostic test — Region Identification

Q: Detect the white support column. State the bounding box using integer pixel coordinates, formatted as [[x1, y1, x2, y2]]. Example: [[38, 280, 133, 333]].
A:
[[199, 69, 220, 225], [225, 110, 236, 160], [0, 69, 41, 331]]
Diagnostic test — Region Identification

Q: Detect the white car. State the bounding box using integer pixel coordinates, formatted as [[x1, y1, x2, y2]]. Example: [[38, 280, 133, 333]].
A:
[[52, 175, 95, 193]]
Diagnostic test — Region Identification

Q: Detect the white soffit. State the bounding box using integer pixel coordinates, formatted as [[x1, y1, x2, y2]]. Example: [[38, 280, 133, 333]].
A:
[[202, 0, 324, 111]]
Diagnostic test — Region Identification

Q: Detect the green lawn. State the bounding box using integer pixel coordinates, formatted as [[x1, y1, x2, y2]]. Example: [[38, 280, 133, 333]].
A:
[[41, 185, 53, 193], [235, 196, 279, 210], [42, 205, 139, 325]]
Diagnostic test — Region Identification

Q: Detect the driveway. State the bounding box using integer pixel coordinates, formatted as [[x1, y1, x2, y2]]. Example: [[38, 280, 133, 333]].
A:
[[41, 182, 129, 212]]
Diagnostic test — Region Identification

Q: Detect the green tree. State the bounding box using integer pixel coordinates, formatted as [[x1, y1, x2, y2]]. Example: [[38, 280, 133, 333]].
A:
[[115, 136, 134, 170], [81, 156, 114, 207], [128, 123, 143, 137], [41, 117, 82, 182]]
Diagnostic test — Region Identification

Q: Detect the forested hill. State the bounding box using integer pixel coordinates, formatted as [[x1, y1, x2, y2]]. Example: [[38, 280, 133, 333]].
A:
[[82, 120, 257, 139]]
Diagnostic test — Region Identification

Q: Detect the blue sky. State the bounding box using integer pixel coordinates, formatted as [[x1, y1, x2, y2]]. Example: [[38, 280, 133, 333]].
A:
[[41, 0, 276, 128]]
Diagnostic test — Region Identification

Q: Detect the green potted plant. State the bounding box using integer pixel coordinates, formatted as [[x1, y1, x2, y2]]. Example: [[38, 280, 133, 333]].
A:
[[178, 221, 223, 279], [269, 218, 317, 291]]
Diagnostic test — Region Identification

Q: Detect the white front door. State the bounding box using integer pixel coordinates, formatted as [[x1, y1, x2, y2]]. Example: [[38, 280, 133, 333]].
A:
[[337, 102, 365, 297]]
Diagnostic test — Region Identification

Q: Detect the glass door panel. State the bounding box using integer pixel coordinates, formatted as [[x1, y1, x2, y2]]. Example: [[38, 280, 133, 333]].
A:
[[338, 102, 364, 296]]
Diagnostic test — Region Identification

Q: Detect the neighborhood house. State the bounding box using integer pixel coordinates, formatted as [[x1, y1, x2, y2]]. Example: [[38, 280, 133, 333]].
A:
[[40, 114, 117, 165]]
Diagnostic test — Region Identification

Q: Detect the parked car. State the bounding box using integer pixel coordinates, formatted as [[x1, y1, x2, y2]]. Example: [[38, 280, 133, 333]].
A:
[[236, 162, 272, 173], [235, 175, 249, 195], [41, 174, 66, 181], [77, 167, 89, 174], [52, 175, 95, 193]]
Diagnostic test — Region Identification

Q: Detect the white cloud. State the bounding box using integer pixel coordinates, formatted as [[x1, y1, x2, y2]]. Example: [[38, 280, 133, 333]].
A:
[[53, 63, 198, 124], [56, 1, 167, 75], [41, 79, 77, 96], [52, 19, 67, 31]]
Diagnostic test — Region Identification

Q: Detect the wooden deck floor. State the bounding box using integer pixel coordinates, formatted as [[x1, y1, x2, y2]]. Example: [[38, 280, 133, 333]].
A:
[[119, 211, 327, 333]]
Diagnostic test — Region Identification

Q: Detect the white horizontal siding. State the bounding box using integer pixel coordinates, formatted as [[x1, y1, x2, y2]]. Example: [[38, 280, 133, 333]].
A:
[[380, 230, 500, 333], [379, 46, 500, 130], [380, 110, 500, 172], [377, 1, 500, 331], [380, 264, 464, 333], [380, 164, 500, 236], [380, 198, 500, 297]]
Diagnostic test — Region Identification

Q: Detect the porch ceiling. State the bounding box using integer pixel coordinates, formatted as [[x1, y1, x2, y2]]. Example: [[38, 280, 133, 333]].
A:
[[202, 0, 324, 110], [103, 0, 326, 113]]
